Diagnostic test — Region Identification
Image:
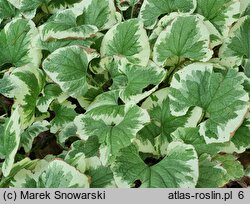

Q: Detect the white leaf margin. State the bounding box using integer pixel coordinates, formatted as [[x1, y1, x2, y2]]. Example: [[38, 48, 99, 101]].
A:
[[2, 107, 21, 177]]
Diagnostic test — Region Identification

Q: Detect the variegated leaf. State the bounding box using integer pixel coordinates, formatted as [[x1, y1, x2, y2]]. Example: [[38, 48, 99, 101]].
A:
[[65, 137, 101, 173], [39, 10, 98, 41], [0, 18, 41, 68], [11, 159, 49, 187], [74, 104, 150, 157], [100, 19, 150, 66], [38, 38, 94, 53], [0, 108, 21, 177], [153, 14, 213, 67], [42, 45, 98, 98], [169, 63, 249, 143], [67, 136, 100, 159]]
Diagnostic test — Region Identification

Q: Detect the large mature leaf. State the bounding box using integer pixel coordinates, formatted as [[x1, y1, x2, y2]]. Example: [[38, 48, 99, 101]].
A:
[[0, 108, 21, 177], [153, 14, 213, 67], [220, 16, 250, 61], [39, 10, 98, 41], [76, 0, 117, 30], [139, 0, 197, 28], [74, 104, 150, 157], [195, 0, 240, 35], [114, 142, 198, 188], [169, 63, 249, 143], [149, 12, 222, 49], [0, 18, 41, 68], [42, 45, 98, 98], [100, 19, 150, 66]]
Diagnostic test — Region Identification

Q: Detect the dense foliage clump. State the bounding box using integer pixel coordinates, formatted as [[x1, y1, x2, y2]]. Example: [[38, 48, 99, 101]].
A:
[[0, 0, 250, 188]]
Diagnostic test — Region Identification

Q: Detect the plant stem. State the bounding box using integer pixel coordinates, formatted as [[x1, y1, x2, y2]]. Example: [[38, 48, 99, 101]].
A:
[[198, 110, 207, 124], [43, 1, 50, 14], [130, 5, 135, 18], [121, 11, 126, 21], [87, 75, 100, 87], [163, 57, 181, 86]]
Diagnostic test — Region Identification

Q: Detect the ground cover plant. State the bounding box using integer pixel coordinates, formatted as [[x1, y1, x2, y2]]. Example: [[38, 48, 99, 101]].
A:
[[0, 0, 250, 188]]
